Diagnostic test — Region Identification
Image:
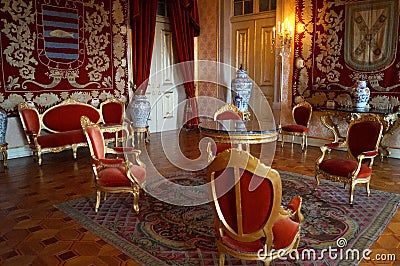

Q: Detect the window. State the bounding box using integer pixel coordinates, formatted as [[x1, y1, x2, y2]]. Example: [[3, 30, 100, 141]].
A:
[[233, 0, 276, 16], [157, 0, 169, 17]]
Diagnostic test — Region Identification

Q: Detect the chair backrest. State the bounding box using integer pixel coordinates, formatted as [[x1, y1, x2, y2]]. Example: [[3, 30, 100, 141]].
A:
[[81, 116, 106, 160], [18, 102, 41, 136], [207, 148, 282, 245], [100, 98, 125, 124], [293, 101, 312, 127], [214, 104, 244, 120], [346, 115, 383, 160]]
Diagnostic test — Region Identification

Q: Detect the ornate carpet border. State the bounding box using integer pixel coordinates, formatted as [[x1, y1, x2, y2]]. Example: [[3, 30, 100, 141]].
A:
[[280, 170, 400, 266], [55, 170, 400, 266]]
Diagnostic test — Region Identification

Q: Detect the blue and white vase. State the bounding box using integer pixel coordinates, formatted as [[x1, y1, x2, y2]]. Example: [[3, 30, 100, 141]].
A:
[[351, 78, 370, 109], [231, 67, 253, 114], [130, 94, 151, 127], [0, 108, 7, 144]]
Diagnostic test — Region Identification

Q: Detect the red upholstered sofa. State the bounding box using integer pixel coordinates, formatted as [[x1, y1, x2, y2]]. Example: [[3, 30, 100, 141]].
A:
[[18, 99, 103, 165]]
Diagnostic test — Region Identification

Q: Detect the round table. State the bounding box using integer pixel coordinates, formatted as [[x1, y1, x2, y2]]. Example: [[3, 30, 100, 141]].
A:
[[199, 120, 278, 145]]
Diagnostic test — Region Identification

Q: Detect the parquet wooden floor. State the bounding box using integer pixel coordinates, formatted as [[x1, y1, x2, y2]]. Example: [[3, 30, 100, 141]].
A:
[[0, 130, 399, 265]]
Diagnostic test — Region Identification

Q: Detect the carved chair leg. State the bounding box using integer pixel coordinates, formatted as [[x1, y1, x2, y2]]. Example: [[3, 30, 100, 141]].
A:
[[37, 152, 42, 166], [132, 185, 140, 214], [72, 144, 78, 159], [305, 134, 308, 149], [349, 183, 355, 206], [95, 190, 101, 212], [314, 174, 320, 190], [301, 134, 305, 151], [366, 181, 371, 196], [218, 253, 225, 266], [281, 133, 285, 148]]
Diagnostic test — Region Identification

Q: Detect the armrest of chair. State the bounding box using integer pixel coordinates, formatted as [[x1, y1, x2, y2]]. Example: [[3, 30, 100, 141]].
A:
[[98, 157, 125, 167], [25, 130, 39, 146], [113, 147, 146, 169], [279, 196, 303, 223], [324, 141, 346, 149], [355, 149, 379, 169], [361, 150, 379, 158]]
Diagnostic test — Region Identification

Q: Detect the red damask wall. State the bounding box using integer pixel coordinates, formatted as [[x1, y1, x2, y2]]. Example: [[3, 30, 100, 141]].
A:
[[0, 0, 129, 116], [293, 0, 400, 109]]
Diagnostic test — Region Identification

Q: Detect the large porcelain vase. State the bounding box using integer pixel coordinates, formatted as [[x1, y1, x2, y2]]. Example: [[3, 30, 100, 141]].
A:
[[231, 68, 253, 113], [0, 108, 7, 144], [130, 94, 151, 127], [351, 78, 370, 109]]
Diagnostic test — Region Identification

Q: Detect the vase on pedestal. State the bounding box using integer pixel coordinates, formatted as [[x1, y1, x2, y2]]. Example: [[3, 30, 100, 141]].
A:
[[0, 108, 7, 144], [231, 67, 252, 119], [130, 94, 151, 127], [351, 77, 370, 109]]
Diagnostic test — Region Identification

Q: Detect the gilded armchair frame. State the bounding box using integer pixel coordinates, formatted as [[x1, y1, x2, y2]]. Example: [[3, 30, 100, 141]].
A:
[[281, 101, 312, 151], [81, 116, 146, 213], [207, 148, 303, 265], [315, 114, 383, 205]]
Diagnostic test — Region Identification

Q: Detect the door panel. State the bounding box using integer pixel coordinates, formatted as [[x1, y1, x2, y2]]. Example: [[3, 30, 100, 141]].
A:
[[147, 19, 179, 133]]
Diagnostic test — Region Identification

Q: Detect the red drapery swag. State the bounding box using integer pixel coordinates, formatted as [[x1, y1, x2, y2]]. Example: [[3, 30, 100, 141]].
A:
[[131, 0, 158, 94], [168, 0, 200, 129]]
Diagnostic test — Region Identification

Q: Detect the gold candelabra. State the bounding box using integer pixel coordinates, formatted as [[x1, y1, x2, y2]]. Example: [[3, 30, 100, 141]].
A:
[[272, 18, 292, 131]]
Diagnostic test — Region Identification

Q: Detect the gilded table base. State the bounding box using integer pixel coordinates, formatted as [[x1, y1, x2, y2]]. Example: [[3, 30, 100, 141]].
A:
[[131, 126, 150, 144], [320, 109, 400, 158]]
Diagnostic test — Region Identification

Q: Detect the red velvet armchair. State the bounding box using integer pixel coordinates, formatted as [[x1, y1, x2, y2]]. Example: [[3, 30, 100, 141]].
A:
[[281, 101, 312, 151], [81, 116, 146, 213], [207, 148, 303, 265], [315, 115, 383, 205]]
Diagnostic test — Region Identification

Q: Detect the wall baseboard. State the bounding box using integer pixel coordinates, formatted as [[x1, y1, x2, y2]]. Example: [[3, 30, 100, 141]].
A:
[[7, 147, 32, 160]]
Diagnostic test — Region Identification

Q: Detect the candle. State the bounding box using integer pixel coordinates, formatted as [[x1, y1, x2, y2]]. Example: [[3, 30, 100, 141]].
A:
[[273, 27, 276, 38], [277, 21, 281, 33]]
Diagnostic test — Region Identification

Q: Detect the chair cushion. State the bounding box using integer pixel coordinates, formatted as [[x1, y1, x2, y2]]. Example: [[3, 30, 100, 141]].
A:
[[272, 217, 300, 249], [319, 158, 372, 179], [37, 130, 85, 147], [220, 217, 300, 252], [281, 124, 308, 133], [97, 166, 131, 187], [130, 165, 146, 185]]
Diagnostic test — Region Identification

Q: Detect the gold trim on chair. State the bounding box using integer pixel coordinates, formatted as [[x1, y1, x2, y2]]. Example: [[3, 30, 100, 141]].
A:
[[315, 114, 383, 205], [81, 116, 146, 213], [207, 148, 303, 265]]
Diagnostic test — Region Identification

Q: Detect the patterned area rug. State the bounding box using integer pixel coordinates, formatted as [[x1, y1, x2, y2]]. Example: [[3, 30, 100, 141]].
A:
[[56, 170, 400, 265]]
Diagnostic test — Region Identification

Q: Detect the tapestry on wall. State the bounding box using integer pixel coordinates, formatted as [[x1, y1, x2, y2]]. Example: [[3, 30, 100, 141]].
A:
[[0, 0, 129, 116], [293, 0, 400, 109]]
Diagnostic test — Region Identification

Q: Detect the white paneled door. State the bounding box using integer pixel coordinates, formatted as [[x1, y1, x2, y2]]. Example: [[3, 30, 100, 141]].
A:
[[146, 18, 179, 133], [231, 14, 276, 123]]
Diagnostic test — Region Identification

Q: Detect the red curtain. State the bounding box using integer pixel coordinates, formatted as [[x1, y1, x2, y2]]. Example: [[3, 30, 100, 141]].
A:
[[168, 0, 200, 129], [131, 0, 158, 94]]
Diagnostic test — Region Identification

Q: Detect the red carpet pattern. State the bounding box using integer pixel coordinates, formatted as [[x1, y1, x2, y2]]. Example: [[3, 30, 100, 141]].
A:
[[56, 170, 400, 265]]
